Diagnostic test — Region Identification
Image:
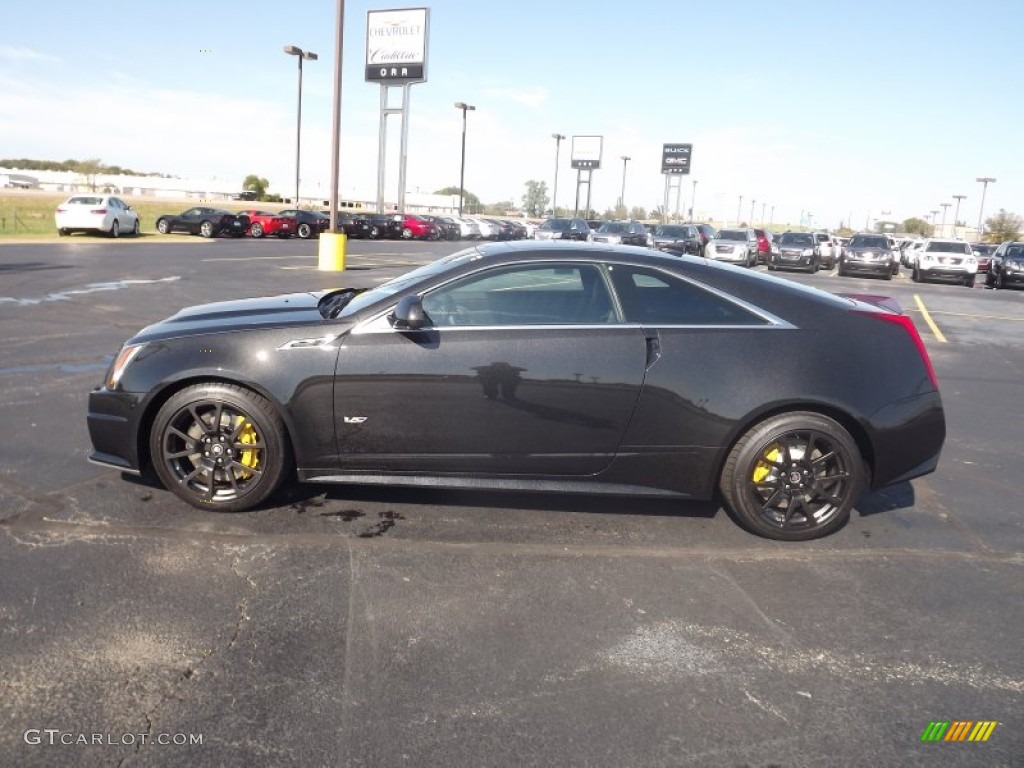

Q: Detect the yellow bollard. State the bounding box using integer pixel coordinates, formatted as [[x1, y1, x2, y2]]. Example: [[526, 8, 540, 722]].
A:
[[318, 232, 347, 271]]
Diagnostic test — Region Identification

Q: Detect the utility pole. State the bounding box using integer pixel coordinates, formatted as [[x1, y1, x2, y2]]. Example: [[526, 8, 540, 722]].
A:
[[952, 194, 966, 238], [976, 177, 996, 240]]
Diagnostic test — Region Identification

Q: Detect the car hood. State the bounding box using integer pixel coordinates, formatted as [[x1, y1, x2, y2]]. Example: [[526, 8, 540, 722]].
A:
[[131, 292, 330, 344]]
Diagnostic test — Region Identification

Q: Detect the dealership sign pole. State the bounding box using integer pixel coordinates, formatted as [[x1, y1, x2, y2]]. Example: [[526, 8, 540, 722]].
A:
[[366, 8, 429, 214], [661, 143, 692, 223], [571, 136, 602, 218]]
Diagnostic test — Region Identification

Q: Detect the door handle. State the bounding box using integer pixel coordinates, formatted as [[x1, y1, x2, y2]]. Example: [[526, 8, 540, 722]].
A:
[[645, 334, 661, 369]]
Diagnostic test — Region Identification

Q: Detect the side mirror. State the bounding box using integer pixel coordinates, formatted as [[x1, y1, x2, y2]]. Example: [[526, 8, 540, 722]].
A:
[[391, 295, 427, 330]]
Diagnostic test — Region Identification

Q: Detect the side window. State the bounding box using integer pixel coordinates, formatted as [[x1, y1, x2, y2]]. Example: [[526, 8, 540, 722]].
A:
[[608, 266, 768, 326], [422, 264, 615, 327]]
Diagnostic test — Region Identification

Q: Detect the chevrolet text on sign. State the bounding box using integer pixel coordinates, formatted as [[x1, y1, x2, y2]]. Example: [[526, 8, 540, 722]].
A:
[[365, 8, 429, 83]]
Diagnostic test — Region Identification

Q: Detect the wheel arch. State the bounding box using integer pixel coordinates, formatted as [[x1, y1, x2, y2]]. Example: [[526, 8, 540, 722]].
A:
[[135, 375, 299, 478], [713, 401, 876, 491]]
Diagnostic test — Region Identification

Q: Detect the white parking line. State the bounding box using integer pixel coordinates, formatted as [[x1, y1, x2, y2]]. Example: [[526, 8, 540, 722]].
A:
[[202, 255, 313, 262]]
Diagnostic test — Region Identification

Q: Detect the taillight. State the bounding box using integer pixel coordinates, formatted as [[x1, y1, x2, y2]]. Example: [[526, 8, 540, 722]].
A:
[[856, 310, 938, 390], [56, 208, 66, 213], [90, 209, 107, 214]]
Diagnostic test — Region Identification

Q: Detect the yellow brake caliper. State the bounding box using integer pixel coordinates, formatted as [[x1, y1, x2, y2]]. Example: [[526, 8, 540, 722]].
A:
[[235, 416, 260, 479], [752, 445, 781, 484]]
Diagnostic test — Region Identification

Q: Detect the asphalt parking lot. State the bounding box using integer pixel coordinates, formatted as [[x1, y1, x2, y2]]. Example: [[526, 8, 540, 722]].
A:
[[1, 237, 1022, 767]]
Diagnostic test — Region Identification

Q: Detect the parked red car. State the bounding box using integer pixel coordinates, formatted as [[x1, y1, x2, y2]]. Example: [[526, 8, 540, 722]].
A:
[[238, 209, 295, 239], [397, 214, 436, 240], [754, 229, 773, 264]]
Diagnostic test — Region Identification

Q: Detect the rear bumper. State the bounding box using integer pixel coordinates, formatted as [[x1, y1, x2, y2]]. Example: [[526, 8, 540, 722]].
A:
[[869, 390, 946, 490]]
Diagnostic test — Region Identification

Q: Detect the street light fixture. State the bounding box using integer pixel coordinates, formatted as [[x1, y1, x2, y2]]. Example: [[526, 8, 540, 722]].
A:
[[551, 133, 565, 216], [283, 45, 318, 206], [976, 177, 996, 240], [454, 102, 476, 215], [952, 194, 966, 237], [619, 155, 631, 212]]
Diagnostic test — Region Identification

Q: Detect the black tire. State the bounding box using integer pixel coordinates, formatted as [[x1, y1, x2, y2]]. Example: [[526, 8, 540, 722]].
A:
[[964, 274, 975, 288], [250, 222, 264, 238], [883, 270, 892, 281], [912, 267, 921, 283], [156, 218, 171, 235], [58, 228, 68, 236], [199, 220, 215, 238], [996, 271, 1005, 290], [719, 412, 864, 541], [110, 220, 120, 238], [297, 222, 312, 239], [132, 219, 141, 236], [149, 383, 291, 512]]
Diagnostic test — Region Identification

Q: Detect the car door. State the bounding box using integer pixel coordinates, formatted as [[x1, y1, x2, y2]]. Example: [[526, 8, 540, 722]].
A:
[[333, 261, 648, 475], [175, 208, 200, 234]]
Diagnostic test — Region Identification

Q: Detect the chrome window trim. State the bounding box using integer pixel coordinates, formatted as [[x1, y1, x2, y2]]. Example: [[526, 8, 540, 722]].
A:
[[349, 257, 792, 335]]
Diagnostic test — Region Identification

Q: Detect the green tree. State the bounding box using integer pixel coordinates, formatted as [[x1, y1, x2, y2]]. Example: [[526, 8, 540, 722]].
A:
[[983, 209, 1022, 242], [901, 217, 933, 237], [435, 186, 481, 214], [630, 206, 647, 220], [74, 158, 103, 191], [521, 180, 549, 218], [243, 174, 270, 200]]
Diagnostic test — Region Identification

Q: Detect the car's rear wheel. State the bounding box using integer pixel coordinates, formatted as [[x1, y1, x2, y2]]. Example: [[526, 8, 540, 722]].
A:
[[297, 222, 312, 239], [720, 412, 864, 541], [250, 222, 264, 238], [150, 383, 291, 512], [157, 218, 170, 235], [199, 221, 215, 238], [110, 220, 120, 238], [401, 226, 413, 239], [58, 228, 68, 236], [132, 219, 140, 236]]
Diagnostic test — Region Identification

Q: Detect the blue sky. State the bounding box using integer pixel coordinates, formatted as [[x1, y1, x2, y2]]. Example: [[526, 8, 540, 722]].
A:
[[1, 0, 1021, 228]]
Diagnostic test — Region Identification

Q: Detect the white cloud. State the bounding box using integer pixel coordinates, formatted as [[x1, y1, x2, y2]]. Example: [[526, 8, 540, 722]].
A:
[[0, 44, 60, 63]]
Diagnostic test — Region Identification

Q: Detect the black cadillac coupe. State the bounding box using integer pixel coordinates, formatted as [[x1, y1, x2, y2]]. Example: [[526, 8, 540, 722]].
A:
[[87, 243, 946, 541], [154, 207, 249, 238]]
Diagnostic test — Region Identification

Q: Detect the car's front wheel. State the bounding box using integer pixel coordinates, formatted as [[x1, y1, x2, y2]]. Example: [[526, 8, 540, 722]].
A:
[[297, 222, 312, 239], [132, 219, 141, 236], [110, 220, 120, 238], [719, 412, 864, 541], [157, 218, 170, 235], [250, 222, 264, 238], [964, 274, 976, 288], [149, 383, 291, 512]]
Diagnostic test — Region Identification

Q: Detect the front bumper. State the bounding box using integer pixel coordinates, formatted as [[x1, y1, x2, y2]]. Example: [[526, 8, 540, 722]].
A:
[[87, 387, 146, 473], [843, 258, 893, 275]]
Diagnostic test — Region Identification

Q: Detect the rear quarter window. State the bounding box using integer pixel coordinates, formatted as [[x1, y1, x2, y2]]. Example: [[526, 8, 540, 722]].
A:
[[609, 266, 768, 326]]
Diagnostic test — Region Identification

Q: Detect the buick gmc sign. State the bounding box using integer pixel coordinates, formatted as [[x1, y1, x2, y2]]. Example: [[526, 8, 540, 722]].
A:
[[661, 143, 693, 174]]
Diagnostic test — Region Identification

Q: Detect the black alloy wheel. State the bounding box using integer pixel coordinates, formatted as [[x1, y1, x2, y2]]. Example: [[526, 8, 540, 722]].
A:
[[720, 412, 864, 541], [150, 383, 290, 512], [199, 220, 216, 238]]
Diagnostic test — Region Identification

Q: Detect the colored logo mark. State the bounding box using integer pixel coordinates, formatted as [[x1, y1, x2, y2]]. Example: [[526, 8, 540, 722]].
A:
[[921, 721, 998, 742]]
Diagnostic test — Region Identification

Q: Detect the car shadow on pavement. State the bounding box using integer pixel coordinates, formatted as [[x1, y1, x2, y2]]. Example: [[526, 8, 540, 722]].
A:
[[854, 482, 915, 517]]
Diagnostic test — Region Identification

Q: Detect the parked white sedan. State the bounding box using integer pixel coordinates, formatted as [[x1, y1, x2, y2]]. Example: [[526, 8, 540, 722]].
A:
[[55, 195, 140, 237]]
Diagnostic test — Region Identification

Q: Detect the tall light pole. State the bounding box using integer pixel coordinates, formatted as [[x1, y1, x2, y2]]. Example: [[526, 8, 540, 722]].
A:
[[761, 202, 766, 224], [939, 202, 951, 237], [454, 102, 475, 215], [619, 155, 631, 213], [737, 195, 743, 226], [283, 45, 318, 206], [551, 133, 565, 216], [690, 180, 698, 220], [930, 210, 940, 227], [749, 198, 756, 225], [952, 194, 966, 237], [976, 177, 996, 240], [770, 205, 775, 226]]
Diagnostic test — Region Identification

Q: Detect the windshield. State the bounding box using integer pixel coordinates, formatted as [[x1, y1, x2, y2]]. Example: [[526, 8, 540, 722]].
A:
[[597, 222, 628, 234], [779, 233, 813, 246], [849, 235, 889, 248], [717, 230, 747, 241], [925, 241, 971, 254], [334, 248, 481, 318], [541, 218, 570, 231], [654, 226, 688, 237]]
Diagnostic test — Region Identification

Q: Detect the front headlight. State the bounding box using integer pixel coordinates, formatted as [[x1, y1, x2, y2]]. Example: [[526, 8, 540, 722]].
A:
[[802, 248, 813, 256], [105, 343, 145, 390], [1006, 261, 1019, 271]]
